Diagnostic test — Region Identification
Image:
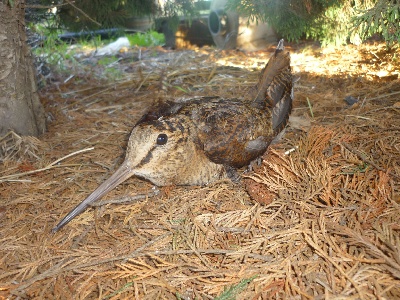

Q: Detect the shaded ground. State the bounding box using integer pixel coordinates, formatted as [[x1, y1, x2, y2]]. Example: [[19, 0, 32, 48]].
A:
[[1, 41, 399, 299]]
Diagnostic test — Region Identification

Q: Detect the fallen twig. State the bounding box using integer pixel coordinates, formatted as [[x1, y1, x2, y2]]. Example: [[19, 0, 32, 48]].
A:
[[341, 142, 400, 180], [90, 190, 160, 207], [0, 147, 94, 182]]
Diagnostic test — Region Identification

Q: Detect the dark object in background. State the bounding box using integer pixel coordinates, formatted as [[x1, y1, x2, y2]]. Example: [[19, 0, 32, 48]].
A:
[[58, 28, 126, 42], [344, 96, 359, 106], [158, 18, 177, 49]]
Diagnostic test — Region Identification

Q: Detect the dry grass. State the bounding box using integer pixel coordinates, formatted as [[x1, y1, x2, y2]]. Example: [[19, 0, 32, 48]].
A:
[[0, 42, 399, 299]]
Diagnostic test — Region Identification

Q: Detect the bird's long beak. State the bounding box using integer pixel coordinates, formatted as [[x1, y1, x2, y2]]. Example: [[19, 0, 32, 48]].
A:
[[52, 161, 133, 232]]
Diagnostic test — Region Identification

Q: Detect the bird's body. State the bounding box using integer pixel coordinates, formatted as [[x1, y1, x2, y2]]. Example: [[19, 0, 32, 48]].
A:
[[129, 97, 274, 186], [52, 40, 293, 232]]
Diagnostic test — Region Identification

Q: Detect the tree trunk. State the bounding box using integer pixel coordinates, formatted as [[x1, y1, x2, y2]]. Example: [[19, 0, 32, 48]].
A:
[[0, 0, 46, 137]]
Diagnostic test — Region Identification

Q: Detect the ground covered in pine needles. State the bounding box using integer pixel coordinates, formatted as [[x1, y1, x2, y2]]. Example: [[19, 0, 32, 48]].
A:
[[1, 41, 399, 299]]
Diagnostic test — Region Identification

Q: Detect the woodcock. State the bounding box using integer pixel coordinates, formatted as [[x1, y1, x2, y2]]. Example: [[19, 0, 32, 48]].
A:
[[52, 40, 293, 232]]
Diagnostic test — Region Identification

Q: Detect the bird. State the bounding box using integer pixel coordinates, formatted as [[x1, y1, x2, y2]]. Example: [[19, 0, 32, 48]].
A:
[[52, 39, 293, 232]]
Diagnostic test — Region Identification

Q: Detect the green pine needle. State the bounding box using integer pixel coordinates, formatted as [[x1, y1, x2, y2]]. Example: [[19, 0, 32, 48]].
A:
[[214, 275, 258, 300], [306, 97, 314, 118], [103, 282, 134, 299]]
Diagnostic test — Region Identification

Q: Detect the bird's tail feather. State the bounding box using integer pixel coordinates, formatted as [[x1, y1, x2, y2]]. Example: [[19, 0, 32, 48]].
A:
[[252, 39, 293, 133]]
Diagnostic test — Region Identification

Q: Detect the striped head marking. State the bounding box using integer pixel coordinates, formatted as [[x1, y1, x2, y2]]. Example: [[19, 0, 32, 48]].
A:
[[125, 117, 191, 186]]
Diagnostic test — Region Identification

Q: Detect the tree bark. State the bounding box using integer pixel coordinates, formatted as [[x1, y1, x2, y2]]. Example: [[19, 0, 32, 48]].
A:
[[0, 0, 46, 136]]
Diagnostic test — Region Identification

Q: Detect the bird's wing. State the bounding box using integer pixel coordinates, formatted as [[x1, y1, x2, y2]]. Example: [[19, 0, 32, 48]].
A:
[[192, 100, 272, 168]]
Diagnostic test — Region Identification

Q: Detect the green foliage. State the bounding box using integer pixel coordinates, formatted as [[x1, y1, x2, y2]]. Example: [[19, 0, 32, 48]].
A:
[[159, 0, 199, 28], [36, 0, 200, 32], [5, 0, 14, 7], [226, 0, 342, 42], [97, 56, 118, 66], [352, 0, 400, 47], [32, 30, 165, 71], [77, 34, 104, 48], [226, 0, 378, 46], [52, 0, 156, 31], [31, 29, 167, 83], [32, 24, 75, 70], [126, 31, 165, 47], [102, 66, 123, 81], [310, 0, 386, 46]]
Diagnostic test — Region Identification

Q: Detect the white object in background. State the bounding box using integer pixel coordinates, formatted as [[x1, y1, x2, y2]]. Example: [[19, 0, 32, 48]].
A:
[[95, 37, 130, 56]]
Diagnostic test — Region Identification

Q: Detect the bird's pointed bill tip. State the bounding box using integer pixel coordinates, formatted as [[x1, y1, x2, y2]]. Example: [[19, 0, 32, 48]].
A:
[[51, 161, 134, 232]]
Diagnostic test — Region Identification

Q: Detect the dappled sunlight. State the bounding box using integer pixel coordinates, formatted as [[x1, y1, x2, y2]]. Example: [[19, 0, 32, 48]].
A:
[[212, 42, 400, 82]]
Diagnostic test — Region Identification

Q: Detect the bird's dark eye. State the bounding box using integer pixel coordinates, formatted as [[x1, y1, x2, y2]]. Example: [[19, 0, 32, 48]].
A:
[[156, 133, 168, 145]]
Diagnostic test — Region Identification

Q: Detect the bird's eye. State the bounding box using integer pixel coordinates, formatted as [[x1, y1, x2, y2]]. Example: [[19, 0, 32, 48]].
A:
[[156, 133, 168, 145]]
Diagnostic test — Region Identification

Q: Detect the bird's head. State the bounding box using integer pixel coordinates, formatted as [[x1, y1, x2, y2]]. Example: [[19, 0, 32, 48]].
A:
[[52, 116, 194, 232], [125, 117, 193, 186]]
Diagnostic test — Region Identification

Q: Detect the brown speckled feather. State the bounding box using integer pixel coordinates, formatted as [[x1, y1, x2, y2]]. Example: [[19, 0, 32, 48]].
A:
[[179, 98, 273, 168]]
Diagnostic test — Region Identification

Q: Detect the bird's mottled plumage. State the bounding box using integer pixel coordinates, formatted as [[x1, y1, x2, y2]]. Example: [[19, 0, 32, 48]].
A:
[[52, 40, 293, 232]]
